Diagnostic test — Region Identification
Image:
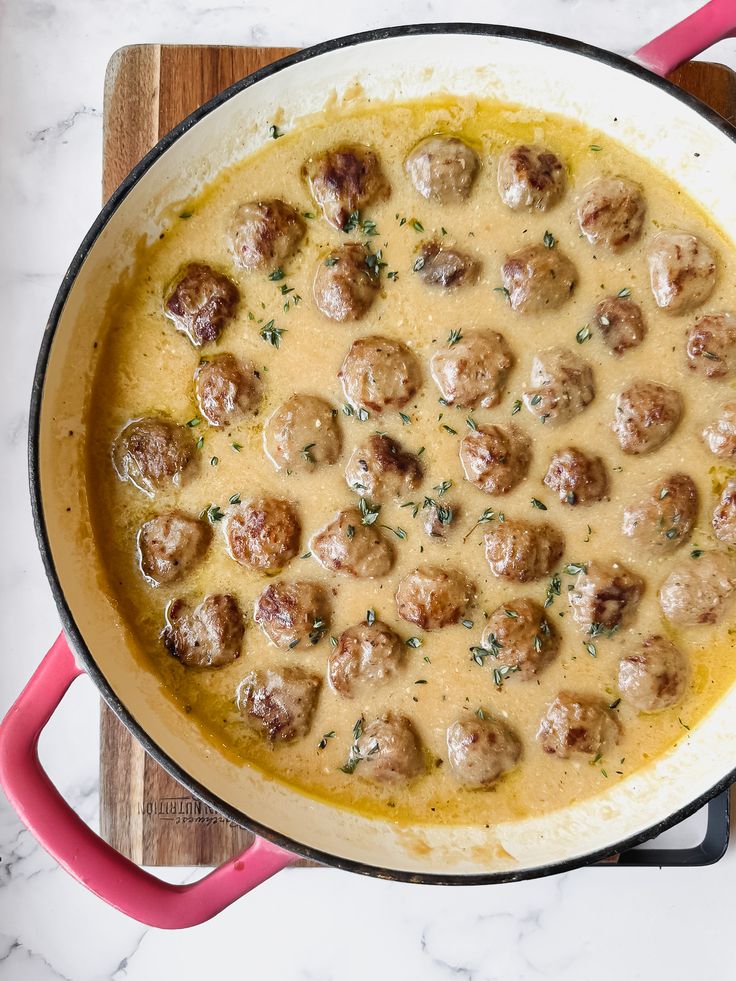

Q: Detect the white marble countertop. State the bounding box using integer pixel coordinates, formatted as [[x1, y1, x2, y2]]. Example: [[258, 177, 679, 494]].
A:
[[3, 1, 736, 978]]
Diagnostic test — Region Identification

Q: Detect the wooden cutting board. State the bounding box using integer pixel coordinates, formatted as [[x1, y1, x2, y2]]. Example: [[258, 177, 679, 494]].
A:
[[99, 45, 736, 867]]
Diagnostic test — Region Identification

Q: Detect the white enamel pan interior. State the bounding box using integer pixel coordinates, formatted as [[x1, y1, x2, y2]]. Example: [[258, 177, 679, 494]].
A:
[[32, 25, 736, 882]]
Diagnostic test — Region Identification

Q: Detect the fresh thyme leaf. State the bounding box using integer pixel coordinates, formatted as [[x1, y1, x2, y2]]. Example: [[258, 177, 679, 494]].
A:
[[434, 480, 452, 496], [511, 399, 522, 415], [186, 417, 201, 427], [268, 124, 283, 139], [399, 412, 411, 426], [381, 524, 407, 540], [492, 665, 519, 687], [564, 562, 587, 575], [406, 637, 422, 648], [617, 287, 632, 298], [447, 328, 463, 346], [268, 267, 285, 281], [531, 498, 547, 510], [318, 731, 335, 750], [366, 608, 376, 625], [413, 255, 426, 272], [589, 143, 602, 152], [493, 285, 511, 302], [207, 505, 225, 523], [412, 220, 424, 232], [309, 619, 328, 645], [260, 321, 286, 347], [301, 442, 316, 463], [324, 256, 339, 267], [359, 497, 381, 526], [462, 507, 496, 543], [228, 492, 241, 505], [442, 424, 458, 435], [576, 324, 592, 344], [543, 230, 556, 249], [466, 417, 478, 431], [544, 573, 561, 608], [231, 442, 242, 452]]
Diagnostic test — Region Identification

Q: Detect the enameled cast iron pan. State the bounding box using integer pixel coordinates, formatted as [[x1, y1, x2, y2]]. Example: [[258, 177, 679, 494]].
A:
[[3, 0, 736, 929]]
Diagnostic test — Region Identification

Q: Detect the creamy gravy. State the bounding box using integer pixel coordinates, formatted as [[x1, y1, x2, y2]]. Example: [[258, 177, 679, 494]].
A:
[[87, 96, 736, 826]]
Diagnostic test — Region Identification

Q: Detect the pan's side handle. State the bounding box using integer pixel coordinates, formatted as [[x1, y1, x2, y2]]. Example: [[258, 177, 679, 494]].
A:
[[633, 0, 736, 77], [0, 633, 296, 928]]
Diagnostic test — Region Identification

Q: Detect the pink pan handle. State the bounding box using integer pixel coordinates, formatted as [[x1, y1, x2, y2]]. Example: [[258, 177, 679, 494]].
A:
[[634, 0, 736, 76], [0, 633, 296, 928]]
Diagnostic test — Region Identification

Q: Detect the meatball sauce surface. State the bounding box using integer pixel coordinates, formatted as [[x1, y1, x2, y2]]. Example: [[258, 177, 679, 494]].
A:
[[88, 93, 736, 833]]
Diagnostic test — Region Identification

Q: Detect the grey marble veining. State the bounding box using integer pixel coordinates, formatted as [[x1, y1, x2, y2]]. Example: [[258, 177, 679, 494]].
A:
[[2, 1, 736, 978]]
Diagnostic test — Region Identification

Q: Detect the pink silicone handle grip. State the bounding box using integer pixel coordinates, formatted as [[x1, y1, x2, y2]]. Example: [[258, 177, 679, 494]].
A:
[[634, 0, 736, 76], [0, 633, 296, 928]]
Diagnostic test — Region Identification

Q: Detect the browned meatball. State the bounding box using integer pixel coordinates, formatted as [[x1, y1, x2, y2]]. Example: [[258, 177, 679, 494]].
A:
[[313, 244, 379, 322], [422, 499, 458, 539], [502, 245, 577, 314], [137, 511, 211, 585], [618, 636, 688, 712], [622, 474, 698, 552], [229, 200, 305, 272], [543, 447, 608, 506], [253, 580, 330, 650], [164, 262, 239, 346], [659, 552, 736, 625], [303, 145, 389, 230], [405, 136, 480, 203], [224, 498, 301, 572], [592, 296, 646, 355], [459, 424, 531, 495], [576, 176, 646, 251], [351, 714, 424, 784], [712, 479, 736, 545], [263, 394, 341, 472], [328, 620, 406, 698], [345, 434, 422, 500], [648, 230, 717, 314], [611, 381, 682, 454], [162, 594, 244, 668], [339, 335, 421, 414], [686, 312, 736, 379], [483, 518, 564, 583], [702, 402, 736, 458], [414, 240, 480, 289], [446, 717, 521, 787], [482, 597, 559, 681], [537, 693, 620, 758], [112, 417, 194, 496], [430, 330, 514, 409], [237, 667, 321, 741], [194, 354, 261, 427], [395, 566, 473, 630], [310, 507, 394, 578], [567, 561, 643, 632], [496, 144, 566, 211], [523, 348, 595, 425]]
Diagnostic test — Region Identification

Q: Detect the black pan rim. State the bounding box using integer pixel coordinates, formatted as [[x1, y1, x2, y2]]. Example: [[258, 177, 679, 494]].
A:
[[28, 21, 736, 886]]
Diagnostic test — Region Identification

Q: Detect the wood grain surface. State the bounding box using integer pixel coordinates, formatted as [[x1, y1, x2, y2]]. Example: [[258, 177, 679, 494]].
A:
[[99, 45, 736, 867]]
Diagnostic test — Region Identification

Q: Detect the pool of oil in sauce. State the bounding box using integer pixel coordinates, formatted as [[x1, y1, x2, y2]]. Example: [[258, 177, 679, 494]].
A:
[[87, 95, 736, 827]]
